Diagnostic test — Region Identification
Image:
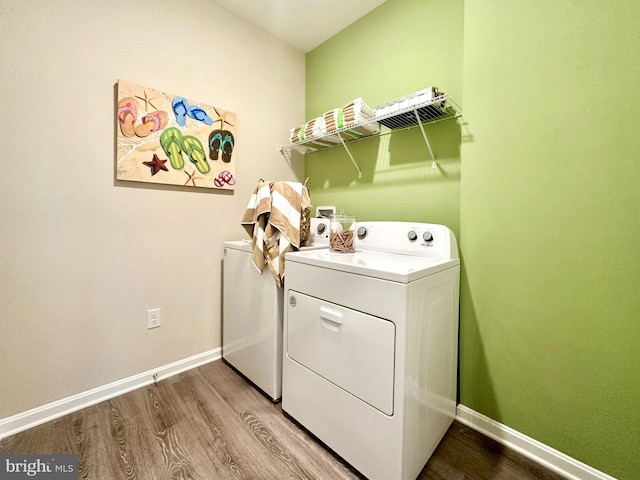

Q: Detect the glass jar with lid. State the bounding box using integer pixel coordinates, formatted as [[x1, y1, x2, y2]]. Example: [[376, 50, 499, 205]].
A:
[[329, 212, 356, 253]]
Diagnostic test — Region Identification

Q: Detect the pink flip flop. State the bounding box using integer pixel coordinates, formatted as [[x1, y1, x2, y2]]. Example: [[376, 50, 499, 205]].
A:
[[117, 97, 137, 137], [218, 170, 235, 186], [135, 111, 168, 137]]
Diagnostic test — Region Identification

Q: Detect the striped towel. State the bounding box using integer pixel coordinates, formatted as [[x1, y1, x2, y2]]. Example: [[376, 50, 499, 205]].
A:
[[241, 180, 311, 288], [241, 180, 272, 274]]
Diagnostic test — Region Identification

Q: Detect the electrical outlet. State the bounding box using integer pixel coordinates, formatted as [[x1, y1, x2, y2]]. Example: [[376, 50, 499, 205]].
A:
[[147, 308, 161, 329]]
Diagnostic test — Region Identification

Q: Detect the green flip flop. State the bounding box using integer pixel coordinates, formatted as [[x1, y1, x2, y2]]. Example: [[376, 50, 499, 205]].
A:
[[180, 135, 209, 174], [160, 127, 184, 170]]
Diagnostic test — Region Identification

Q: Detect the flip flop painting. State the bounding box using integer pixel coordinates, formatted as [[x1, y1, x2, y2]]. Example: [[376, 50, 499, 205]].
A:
[[116, 79, 236, 189]]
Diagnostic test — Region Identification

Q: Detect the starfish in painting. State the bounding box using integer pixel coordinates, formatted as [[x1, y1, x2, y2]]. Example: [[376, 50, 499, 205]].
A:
[[135, 89, 162, 111], [143, 154, 169, 175], [183, 169, 203, 187], [212, 107, 235, 129]]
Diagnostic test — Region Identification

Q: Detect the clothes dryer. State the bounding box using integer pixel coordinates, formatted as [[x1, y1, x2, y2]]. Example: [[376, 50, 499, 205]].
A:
[[283, 221, 460, 480]]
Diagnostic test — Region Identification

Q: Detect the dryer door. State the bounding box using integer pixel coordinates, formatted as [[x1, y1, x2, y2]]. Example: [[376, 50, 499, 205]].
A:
[[286, 291, 395, 415]]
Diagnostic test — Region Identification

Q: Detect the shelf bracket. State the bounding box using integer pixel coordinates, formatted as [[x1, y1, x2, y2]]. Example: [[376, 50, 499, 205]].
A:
[[338, 136, 362, 178], [278, 146, 304, 182], [414, 108, 437, 168]]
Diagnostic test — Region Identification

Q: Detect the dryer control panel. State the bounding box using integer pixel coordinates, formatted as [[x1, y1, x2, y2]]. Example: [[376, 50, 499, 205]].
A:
[[308, 218, 330, 246], [354, 221, 458, 259]]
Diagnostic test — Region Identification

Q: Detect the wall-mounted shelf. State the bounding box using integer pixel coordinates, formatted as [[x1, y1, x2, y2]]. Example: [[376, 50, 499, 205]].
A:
[[279, 91, 462, 178]]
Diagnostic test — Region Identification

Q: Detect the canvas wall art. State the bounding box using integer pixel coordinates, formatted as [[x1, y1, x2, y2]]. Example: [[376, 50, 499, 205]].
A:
[[116, 79, 236, 189]]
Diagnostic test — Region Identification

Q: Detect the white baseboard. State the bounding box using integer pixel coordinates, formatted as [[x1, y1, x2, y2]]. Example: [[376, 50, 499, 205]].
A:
[[456, 405, 617, 480], [0, 348, 221, 441]]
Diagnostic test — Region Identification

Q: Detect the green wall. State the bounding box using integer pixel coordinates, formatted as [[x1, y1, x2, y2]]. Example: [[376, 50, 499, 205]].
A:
[[304, 0, 464, 237], [461, 2, 640, 478], [306, 0, 640, 478]]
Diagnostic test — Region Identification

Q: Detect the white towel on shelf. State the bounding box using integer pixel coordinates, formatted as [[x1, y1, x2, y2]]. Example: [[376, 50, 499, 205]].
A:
[[342, 97, 375, 126]]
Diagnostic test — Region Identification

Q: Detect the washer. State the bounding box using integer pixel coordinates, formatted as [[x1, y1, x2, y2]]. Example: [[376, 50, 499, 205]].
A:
[[222, 218, 329, 401], [282, 221, 460, 480]]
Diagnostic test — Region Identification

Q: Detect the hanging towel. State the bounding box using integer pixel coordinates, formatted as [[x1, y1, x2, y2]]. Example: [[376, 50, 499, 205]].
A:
[[241, 180, 311, 288]]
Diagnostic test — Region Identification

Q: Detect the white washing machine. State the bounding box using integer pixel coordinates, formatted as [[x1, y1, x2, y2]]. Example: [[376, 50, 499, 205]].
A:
[[222, 218, 329, 401], [282, 221, 460, 480]]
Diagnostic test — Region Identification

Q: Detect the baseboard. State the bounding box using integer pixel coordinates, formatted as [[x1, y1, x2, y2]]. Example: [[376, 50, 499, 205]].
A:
[[0, 348, 221, 441], [456, 405, 617, 480]]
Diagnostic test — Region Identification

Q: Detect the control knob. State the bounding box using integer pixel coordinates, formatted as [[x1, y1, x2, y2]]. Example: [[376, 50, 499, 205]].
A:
[[357, 226, 368, 240], [423, 231, 433, 242], [407, 230, 418, 241], [317, 223, 326, 234]]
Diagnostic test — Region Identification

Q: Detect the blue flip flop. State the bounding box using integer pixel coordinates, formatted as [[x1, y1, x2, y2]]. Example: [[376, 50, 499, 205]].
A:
[[221, 131, 234, 163], [172, 97, 189, 126], [187, 105, 213, 125], [209, 130, 223, 160]]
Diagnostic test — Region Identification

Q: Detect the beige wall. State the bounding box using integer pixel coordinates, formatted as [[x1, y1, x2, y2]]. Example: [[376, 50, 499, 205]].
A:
[[0, 0, 304, 418]]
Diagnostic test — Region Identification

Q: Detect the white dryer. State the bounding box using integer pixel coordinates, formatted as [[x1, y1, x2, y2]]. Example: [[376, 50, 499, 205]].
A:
[[222, 218, 329, 401], [283, 221, 460, 480]]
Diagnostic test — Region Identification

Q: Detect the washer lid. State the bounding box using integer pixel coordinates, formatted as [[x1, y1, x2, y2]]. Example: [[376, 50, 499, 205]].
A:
[[285, 249, 459, 283], [224, 240, 330, 254], [224, 239, 254, 253]]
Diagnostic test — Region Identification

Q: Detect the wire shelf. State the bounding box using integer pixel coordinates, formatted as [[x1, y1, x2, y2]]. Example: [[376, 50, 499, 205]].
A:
[[279, 90, 462, 177]]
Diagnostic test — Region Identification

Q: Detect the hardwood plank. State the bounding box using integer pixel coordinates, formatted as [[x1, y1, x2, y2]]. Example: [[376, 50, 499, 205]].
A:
[[199, 362, 359, 479], [0, 361, 564, 480], [175, 374, 264, 479], [419, 421, 567, 480]]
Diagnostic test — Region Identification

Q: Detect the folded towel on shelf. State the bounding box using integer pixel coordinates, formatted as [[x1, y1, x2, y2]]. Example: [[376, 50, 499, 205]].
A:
[[342, 97, 379, 138], [290, 116, 326, 143], [241, 180, 311, 288], [342, 97, 375, 126], [288, 97, 378, 147], [288, 117, 340, 150], [321, 100, 379, 141], [323, 108, 343, 133], [289, 125, 303, 143], [304, 116, 326, 138]]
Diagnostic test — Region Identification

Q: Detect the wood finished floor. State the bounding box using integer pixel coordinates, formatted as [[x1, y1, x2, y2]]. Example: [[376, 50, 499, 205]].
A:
[[0, 360, 565, 480]]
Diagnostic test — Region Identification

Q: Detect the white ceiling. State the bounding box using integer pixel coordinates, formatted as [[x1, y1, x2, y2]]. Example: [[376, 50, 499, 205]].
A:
[[208, 0, 387, 52]]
